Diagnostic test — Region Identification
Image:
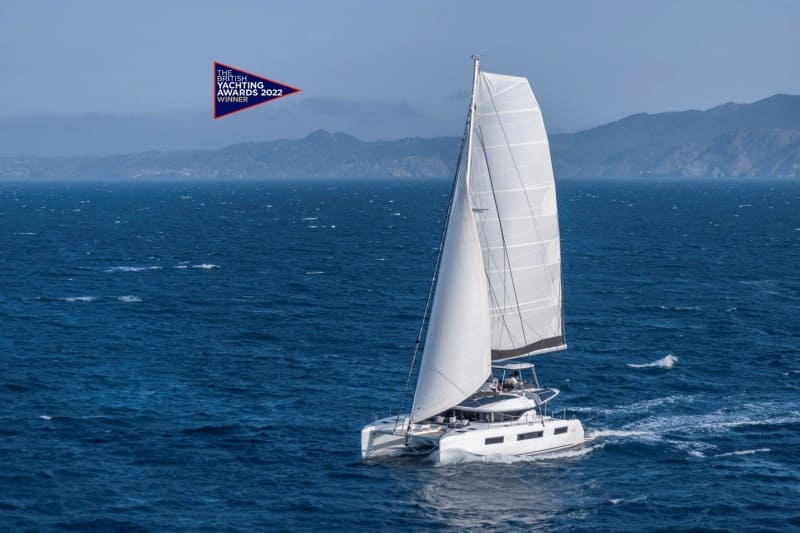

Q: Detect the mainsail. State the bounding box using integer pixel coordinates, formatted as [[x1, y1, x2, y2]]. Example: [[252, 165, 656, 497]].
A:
[[411, 60, 564, 422], [470, 71, 565, 361]]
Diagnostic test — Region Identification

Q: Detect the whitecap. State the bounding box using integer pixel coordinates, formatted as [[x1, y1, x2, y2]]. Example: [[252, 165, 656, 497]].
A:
[[62, 296, 96, 302], [14, 232, 37, 235], [192, 264, 220, 269], [627, 354, 678, 369], [608, 495, 647, 505], [715, 448, 770, 457], [39, 415, 52, 421], [104, 266, 162, 273], [305, 271, 324, 275], [118, 295, 141, 303], [301, 217, 318, 221]]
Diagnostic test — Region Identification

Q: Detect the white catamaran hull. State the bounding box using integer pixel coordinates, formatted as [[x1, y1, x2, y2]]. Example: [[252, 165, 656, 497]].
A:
[[361, 412, 584, 460]]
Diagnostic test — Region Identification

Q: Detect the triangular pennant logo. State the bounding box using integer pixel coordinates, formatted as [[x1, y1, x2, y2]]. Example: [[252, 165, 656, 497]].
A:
[[214, 62, 301, 119]]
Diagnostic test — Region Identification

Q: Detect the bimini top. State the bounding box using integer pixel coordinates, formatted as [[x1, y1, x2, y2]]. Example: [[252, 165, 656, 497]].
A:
[[492, 362, 536, 371]]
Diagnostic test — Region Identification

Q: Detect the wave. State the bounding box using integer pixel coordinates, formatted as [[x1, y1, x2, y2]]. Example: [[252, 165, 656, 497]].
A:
[[615, 409, 800, 442], [117, 295, 141, 303], [715, 448, 770, 457], [192, 264, 220, 269], [627, 354, 678, 369], [61, 296, 97, 302], [305, 271, 324, 275], [588, 428, 655, 440], [104, 266, 162, 273], [658, 305, 703, 312], [608, 495, 647, 506], [572, 394, 697, 418]]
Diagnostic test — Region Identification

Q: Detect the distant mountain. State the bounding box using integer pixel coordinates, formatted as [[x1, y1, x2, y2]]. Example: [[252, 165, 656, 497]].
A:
[[0, 131, 458, 181], [1, 94, 799, 180], [549, 94, 800, 178]]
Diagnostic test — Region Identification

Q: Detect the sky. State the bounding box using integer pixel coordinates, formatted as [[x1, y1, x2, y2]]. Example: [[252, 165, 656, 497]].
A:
[[0, 0, 798, 156]]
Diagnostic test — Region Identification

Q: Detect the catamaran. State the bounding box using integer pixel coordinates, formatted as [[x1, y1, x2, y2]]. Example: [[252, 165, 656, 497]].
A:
[[361, 57, 584, 460]]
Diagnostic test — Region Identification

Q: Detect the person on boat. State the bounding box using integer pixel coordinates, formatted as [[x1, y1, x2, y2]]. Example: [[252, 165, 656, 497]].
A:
[[503, 371, 520, 390], [482, 375, 500, 392]]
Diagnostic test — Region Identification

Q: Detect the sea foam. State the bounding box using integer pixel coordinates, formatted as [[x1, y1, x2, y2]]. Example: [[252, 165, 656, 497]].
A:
[[105, 266, 162, 273], [627, 354, 678, 369]]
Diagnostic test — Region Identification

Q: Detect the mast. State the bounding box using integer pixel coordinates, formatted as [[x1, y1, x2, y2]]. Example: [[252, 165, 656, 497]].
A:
[[464, 55, 480, 191]]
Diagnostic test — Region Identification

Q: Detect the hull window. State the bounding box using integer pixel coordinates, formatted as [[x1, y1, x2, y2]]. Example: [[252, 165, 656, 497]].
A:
[[554, 426, 568, 435], [517, 430, 544, 441], [485, 436, 504, 445]]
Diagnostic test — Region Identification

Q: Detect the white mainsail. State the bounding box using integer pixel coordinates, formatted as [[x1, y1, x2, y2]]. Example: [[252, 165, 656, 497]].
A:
[[411, 62, 564, 423], [470, 72, 565, 360]]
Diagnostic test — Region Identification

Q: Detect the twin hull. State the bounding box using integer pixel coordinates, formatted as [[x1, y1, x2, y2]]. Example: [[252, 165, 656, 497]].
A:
[[361, 412, 584, 460]]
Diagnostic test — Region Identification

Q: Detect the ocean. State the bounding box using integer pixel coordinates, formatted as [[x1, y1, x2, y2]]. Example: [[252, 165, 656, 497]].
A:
[[0, 179, 798, 531]]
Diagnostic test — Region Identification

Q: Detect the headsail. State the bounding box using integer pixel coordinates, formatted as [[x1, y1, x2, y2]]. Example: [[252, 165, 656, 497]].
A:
[[469, 72, 565, 361], [409, 157, 491, 423], [410, 59, 491, 423]]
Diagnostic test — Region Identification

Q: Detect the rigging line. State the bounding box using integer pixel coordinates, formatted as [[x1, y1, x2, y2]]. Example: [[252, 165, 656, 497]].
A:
[[483, 75, 562, 342], [476, 116, 529, 351], [474, 125, 516, 347], [395, 105, 470, 426]]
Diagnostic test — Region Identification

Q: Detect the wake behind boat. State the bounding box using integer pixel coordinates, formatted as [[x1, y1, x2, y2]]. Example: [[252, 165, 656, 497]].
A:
[[361, 57, 584, 460]]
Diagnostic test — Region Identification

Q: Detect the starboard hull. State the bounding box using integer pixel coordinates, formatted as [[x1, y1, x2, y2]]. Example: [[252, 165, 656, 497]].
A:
[[361, 413, 584, 460]]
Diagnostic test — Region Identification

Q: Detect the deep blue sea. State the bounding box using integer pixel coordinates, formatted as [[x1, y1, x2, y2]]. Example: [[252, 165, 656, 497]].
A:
[[1, 179, 798, 531]]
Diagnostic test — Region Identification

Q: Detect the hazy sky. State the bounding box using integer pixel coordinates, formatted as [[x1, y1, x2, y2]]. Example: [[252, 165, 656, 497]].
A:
[[0, 0, 798, 154]]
